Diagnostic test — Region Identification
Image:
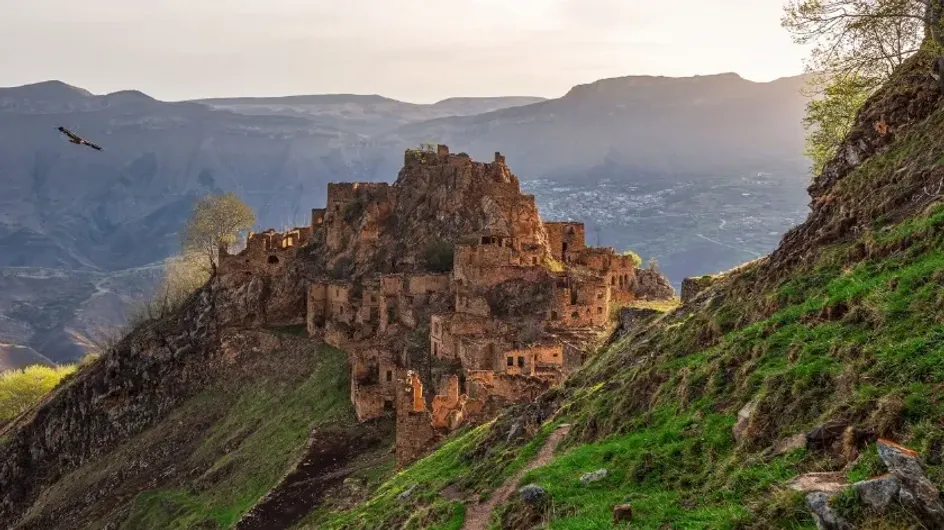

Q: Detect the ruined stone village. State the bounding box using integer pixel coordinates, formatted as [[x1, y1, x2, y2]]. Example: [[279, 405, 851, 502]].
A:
[[218, 145, 676, 465]]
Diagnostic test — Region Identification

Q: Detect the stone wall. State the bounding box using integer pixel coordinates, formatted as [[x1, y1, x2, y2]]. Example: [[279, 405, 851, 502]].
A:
[[545, 222, 586, 262]]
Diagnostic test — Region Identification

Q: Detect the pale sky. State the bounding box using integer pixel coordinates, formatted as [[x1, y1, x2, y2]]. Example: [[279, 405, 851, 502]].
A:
[[0, 0, 807, 103]]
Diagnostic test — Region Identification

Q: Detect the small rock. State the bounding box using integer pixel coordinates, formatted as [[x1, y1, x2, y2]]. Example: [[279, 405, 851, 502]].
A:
[[733, 399, 758, 442], [877, 439, 944, 527], [506, 421, 523, 443], [786, 472, 848, 494], [806, 421, 848, 452], [396, 485, 416, 503], [853, 474, 900, 511], [805, 492, 851, 530], [518, 484, 546, 505], [579, 468, 608, 485], [612, 503, 633, 523]]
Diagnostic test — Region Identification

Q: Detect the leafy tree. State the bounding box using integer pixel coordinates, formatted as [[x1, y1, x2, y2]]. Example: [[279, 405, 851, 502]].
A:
[[181, 193, 255, 272], [0, 365, 77, 423], [803, 74, 877, 174], [782, 0, 944, 174]]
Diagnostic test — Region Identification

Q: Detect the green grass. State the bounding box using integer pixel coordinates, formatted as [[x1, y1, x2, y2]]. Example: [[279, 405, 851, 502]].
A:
[[121, 344, 355, 529], [304, 423, 488, 529]]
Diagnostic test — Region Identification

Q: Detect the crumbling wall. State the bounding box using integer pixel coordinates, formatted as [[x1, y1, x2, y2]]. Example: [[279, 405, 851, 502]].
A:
[[395, 371, 441, 466], [545, 222, 586, 262]]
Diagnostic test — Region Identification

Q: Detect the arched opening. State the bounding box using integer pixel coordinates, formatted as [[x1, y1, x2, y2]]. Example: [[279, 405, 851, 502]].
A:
[[267, 255, 279, 264], [562, 242, 569, 255]]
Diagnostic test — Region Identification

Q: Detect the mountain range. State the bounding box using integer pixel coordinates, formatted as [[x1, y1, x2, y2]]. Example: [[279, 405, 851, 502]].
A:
[[0, 73, 812, 365]]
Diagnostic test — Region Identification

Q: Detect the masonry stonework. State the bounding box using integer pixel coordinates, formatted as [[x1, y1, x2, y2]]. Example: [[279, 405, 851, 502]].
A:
[[218, 146, 675, 467]]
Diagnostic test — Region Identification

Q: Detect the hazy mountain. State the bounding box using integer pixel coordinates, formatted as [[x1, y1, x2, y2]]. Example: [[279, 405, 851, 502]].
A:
[[195, 94, 547, 135], [0, 74, 812, 366], [375, 73, 811, 181], [0, 344, 53, 372]]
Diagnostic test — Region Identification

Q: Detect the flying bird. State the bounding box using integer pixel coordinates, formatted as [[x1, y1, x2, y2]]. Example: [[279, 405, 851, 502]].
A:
[[58, 126, 103, 151]]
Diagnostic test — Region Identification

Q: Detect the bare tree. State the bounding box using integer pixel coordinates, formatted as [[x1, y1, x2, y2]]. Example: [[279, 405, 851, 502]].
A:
[[783, 0, 935, 80]]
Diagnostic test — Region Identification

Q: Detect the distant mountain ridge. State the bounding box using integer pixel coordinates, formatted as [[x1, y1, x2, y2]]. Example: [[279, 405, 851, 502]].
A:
[[0, 72, 812, 365]]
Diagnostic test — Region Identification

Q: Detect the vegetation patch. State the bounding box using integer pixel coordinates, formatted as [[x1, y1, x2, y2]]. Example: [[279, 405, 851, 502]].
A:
[[0, 364, 78, 423], [110, 342, 356, 529]]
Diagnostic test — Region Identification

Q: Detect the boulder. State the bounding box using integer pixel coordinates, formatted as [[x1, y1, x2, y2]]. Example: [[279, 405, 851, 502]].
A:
[[612, 504, 633, 523], [852, 474, 900, 511], [518, 484, 547, 506], [877, 439, 944, 527], [805, 492, 851, 530], [579, 468, 609, 485]]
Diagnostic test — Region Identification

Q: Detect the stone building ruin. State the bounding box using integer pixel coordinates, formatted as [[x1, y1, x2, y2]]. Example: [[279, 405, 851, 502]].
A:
[[217, 145, 676, 465]]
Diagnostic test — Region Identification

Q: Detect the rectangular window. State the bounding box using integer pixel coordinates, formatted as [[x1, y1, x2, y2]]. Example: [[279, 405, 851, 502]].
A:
[[386, 370, 393, 382], [517, 356, 525, 368], [507, 357, 514, 367]]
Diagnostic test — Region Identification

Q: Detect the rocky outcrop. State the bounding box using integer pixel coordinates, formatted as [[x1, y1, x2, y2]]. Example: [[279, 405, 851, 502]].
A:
[[876, 439, 944, 527], [805, 492, 851, 530], [0, 285, 223, 526], [680, 275, 716, 304], [634, 268, 676, 300]]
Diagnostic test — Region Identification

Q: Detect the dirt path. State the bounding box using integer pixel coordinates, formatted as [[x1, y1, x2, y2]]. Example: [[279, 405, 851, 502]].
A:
[[462, 423, 571, 530]]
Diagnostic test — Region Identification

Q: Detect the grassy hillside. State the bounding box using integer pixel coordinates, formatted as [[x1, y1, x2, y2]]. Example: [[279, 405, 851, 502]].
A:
[[9, 331, 382, 530], [313, 53, 944, 529]]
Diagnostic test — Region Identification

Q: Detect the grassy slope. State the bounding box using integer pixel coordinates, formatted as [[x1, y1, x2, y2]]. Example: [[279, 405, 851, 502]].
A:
[[316, 59, 944, 529], [122, 342, 355, 529], [16, 332, 357, 530]]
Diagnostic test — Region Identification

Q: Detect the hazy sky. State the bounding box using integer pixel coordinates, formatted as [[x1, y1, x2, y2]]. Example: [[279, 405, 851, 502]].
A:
[[0, 0, 807, 102]]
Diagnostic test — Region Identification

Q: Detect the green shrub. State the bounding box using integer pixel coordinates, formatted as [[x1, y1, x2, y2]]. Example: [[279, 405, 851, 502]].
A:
[[0, 365, 77, 422], [619, 250, 643, 266]]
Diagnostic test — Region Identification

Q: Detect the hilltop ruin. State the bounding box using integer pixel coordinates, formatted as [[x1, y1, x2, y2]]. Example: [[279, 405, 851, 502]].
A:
[[219, 145, 675, 464]]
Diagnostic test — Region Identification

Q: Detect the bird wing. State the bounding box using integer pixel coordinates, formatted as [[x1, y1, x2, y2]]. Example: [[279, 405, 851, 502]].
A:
[[85, 141, 103, 151], [59, 127, 82, 142]]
